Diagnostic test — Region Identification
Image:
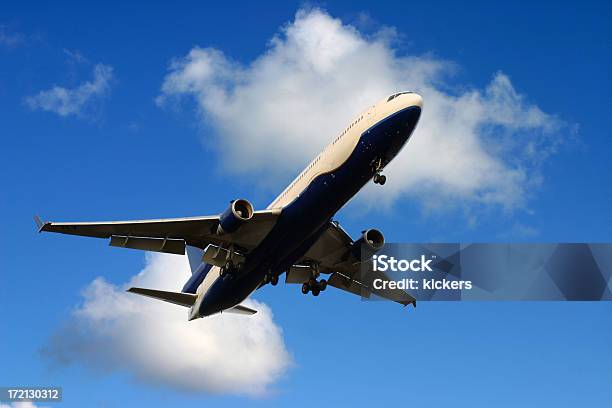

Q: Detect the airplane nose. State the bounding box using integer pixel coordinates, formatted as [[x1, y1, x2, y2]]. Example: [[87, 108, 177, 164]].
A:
[[410, 93, 423, 108]]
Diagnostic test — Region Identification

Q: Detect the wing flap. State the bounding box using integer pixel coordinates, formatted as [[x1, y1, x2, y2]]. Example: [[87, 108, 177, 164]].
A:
[[285, 265, 313, 284], [202, 244, 246, 267], [109, 235, 186, 255], [327, 271, 364, 297]]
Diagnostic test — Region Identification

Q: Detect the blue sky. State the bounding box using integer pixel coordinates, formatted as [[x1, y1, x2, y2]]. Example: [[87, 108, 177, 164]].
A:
[[1, 1, 611, 406]]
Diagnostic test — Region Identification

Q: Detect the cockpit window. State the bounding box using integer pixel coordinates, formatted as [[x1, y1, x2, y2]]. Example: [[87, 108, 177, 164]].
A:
[[387, 91, 413, 102]]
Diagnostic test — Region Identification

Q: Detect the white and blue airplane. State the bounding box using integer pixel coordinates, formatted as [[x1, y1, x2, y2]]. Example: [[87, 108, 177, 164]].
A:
[[36, 92, 422, 319]]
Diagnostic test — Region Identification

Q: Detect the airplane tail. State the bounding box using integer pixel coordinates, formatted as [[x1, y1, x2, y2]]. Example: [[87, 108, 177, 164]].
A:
[[185, 245, 205, 274], [182, 245, 214, 293], [127, 287, 257, 315], [128, 245, 257, 317]]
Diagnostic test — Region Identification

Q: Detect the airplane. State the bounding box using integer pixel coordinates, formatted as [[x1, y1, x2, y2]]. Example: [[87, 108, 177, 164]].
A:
[[35, 91, 423, 319]]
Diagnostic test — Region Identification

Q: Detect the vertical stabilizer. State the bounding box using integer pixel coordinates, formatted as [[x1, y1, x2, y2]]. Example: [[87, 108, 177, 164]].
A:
[[186, 245, 205, 274]]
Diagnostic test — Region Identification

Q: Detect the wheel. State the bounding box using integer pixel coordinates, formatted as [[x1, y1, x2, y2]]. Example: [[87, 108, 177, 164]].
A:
[[379, 175, 386, 185], [319, 279, 327, 291], [219, 266, 226, 277], [373, 174, 380, 184], [311, 287, 320, 296], [301, 283, 309, 294], [271, 275, 279, 286], [222, 260, 234, 276]]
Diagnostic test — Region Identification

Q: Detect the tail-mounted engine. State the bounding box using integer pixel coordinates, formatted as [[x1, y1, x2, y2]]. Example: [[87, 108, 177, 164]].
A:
[[217, 199, 254, 235], [351, 228, 385, 258]]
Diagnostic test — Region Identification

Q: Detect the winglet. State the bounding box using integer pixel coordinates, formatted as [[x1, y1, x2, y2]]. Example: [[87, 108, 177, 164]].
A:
[[403, 300, 417, 309], [33, 215, 46, 232]]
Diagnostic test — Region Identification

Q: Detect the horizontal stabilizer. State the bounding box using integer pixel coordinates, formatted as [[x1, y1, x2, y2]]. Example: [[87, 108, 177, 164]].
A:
[[224, 304, 257, 315], [127, 287, 197, 308]]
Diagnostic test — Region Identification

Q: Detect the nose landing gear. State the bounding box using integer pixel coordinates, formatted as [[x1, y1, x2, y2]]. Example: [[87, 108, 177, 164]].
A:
[[372, 157, 387, 185], [373, 173, 386, 185]]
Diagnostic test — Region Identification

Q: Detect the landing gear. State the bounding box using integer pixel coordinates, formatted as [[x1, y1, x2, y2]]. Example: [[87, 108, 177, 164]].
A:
[[219, 260, 233, 277], [319, 279, 327, 291], [264, 270, 280, 286], [218, 243, 245, 278], [373, 173, 386, 185], [301, 278, 327, 297], [219, 260, 243, 277], [372, 157, 387, 185]]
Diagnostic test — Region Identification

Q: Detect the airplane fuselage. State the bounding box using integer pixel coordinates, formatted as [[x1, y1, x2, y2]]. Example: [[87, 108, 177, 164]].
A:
[[190, 92, 423, 318]]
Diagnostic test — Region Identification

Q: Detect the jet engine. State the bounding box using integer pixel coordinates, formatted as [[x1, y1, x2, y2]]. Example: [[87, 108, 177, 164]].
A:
[[352, 228, 385, 258], [217, 199, 254, 234]]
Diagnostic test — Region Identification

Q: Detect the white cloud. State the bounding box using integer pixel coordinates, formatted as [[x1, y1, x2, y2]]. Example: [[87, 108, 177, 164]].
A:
[[158, 8, 564, 211], [44, 253, 291, 396], [24, 64, 113, 117], [0, 403, 46, 408]]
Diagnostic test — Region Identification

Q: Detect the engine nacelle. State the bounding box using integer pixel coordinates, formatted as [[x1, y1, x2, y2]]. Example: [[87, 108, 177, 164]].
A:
[[352, 228, 385, 259], [217, 199, 254, 235]]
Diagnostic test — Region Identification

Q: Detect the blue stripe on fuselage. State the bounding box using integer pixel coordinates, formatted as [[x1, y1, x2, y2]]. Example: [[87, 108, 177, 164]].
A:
[[197, 106, 421, 317]]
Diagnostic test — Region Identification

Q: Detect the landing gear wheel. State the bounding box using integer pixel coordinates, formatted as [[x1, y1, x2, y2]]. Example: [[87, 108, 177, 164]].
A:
[[220, 260, 234, 278], [374, 173, 386, 185], [311, 286, 320, 296], [319, 279, 327, 291], [271, 274, 279, 286], [301, 283, 310, 294]]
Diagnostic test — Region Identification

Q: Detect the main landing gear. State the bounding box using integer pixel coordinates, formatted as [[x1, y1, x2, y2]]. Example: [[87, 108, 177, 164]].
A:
[[264, 271, 279, 286], [372, 157, 387, 185], [218, 243, 245, 278], [219, 260, 244, 277], [301, 278, 327, 296], [297, 262, 327, 296]]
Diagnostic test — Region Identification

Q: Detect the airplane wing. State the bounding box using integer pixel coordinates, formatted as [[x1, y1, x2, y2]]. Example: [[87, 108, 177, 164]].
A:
[[34, 208, 281, 255], [296, 221, 416, 307]]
